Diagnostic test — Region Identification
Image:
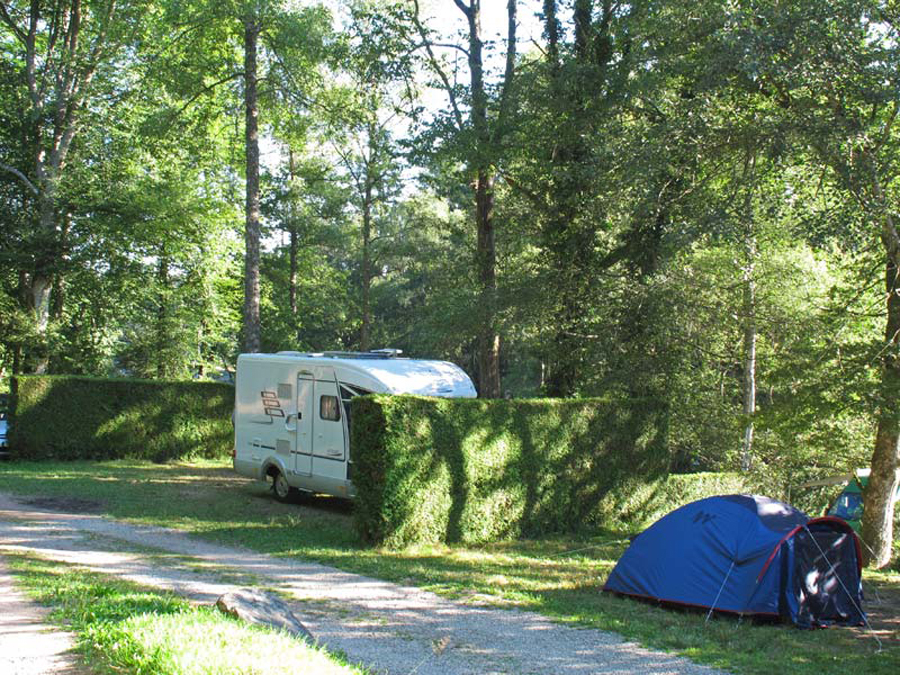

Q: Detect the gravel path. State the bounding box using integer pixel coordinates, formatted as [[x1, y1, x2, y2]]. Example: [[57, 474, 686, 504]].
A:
[[0, 492, 727, 675], [0, 555, 81, 674]]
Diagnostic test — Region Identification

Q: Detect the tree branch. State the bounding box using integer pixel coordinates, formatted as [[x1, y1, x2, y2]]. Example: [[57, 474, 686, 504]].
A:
[[411, 0, 464, 131], [167, 72, 242, 124], [453, 0, 472, 18], [873, 101, 899, 155], [0, 2, 27, 43], [499, 169, 544, 209], [266, 39, 350, 121], [25, 0, 40, 111], [0, 162, 39, 195], [492, 0, 518, 146], [419, 41, 470, 57]]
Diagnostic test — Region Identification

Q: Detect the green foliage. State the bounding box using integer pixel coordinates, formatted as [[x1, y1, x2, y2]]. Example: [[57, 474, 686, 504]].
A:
[[260, 244, 355, 352], [11, 375, 233, 461], [657, 235, 876, 475], [1, 0, 898, 556], [368, 195, 478, 361], [351, 394, 671, 547], [259, 155, 357, 353]]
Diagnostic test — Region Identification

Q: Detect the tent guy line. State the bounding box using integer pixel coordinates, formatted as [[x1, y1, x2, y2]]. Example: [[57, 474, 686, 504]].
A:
[[802, 525, 881, 652]]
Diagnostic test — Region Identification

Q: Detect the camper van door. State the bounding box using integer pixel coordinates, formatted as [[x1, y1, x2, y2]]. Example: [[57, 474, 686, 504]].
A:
[[294, 374, 314, 476], [312, 374, 346, 480]]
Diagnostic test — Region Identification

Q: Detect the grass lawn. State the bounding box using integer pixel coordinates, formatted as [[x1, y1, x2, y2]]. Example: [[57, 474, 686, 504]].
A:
[[5, 552, 367, 674], [0, 459, 896, 675]]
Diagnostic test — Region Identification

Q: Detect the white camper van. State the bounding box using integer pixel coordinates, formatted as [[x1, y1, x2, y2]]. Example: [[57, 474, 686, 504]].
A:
[[233, 350, 477, 501]]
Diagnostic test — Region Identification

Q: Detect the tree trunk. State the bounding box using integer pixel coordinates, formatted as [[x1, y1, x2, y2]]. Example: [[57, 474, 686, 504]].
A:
[[741, 231, 757, 472], [28, 184, 57, 374], [289, 227, 298, 316], [51, 211, 72, 323], [462, 0, 502, 398], [28, 272, 52, 336], [360, 178, 373, 353], [242, 16, 262, 354], [288, 149, 298, 318], [861, 248, 900, 567], [476, 169, 501, 398], [573, 0, 593, 62], [156, 252, 170, 379], [544, 299, 579, 397], [543, 0, 560, 71], [856, 164, 900, 568], [13, 269, 26, 376]]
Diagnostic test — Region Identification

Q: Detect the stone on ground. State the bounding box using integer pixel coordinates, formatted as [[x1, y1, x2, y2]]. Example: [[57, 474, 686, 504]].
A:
[[216, 588, 314, 642]]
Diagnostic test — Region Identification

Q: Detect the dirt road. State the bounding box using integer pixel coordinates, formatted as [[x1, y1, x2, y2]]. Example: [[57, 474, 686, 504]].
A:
[[0, 555, 81, 674]]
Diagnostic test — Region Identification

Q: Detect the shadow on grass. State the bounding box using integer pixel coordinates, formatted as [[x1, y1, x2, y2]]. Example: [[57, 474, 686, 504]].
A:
[[10, 555, 188, 625]]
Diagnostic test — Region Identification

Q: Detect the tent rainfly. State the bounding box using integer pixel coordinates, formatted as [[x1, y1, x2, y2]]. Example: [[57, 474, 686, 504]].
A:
[[603, 495, 866, 628]]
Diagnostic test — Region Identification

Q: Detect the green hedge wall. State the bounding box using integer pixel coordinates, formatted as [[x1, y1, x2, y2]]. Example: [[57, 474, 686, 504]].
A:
[[11, 375, 234, 461], [351, 395, 675, 547], [598, 471, 754, 533]]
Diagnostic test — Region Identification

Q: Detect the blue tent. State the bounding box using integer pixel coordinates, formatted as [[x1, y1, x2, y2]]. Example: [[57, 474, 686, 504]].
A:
[[603, 495, 866, 628]]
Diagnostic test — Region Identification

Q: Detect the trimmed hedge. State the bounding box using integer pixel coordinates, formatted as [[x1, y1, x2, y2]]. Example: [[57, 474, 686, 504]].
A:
[[598, 471, 754, 533], [351, 394, 675, 547], [11, 375, 234, 461]]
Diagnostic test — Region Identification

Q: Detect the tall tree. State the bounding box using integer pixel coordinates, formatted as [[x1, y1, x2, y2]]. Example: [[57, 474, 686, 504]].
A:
[[334, 117, 398, 351], [242, 3, 262, 353], [325, 0, 411, 351], [242, 0, 332, 351], [0, 0, 144, 370], [412, 0, 517, 398], [674, 0, 900, 566], [261, 150, 353, 352], [532, 0, 641, 396], [739, 153, 758, 472]]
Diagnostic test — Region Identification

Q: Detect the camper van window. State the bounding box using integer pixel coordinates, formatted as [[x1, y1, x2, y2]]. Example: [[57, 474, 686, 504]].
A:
[[320, 395, 340, 421]]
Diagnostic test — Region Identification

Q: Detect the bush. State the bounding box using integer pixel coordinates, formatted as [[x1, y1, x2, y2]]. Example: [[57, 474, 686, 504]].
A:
[[351, 395, 674, 547], [10, 375, 233, 461]]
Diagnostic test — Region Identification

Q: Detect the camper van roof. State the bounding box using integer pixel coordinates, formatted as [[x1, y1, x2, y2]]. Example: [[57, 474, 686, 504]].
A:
[[277, 349, 404, 360], [249, 351, 477, 398]]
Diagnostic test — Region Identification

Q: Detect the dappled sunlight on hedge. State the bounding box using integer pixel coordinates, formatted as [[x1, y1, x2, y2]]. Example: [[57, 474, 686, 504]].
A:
[[351, 395, 672, 547], [11, 376, 233, 461]]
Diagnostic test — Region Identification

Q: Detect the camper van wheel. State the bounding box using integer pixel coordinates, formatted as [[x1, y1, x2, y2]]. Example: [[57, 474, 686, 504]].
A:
[[271, 470, 296, 503]]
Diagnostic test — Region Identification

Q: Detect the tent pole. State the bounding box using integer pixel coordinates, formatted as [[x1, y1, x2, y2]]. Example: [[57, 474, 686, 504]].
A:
[[705, 560, 736, 624]]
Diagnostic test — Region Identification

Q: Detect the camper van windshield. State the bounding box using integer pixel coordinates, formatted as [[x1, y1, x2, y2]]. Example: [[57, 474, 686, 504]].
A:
[[339, 384, 372, 431]]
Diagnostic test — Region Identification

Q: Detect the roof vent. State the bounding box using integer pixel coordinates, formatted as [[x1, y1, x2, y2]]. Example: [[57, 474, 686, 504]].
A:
[[370, 348, 403, 358]]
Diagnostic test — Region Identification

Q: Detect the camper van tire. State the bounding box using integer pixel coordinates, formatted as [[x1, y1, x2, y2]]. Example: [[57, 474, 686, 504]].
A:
[[270, 468, 297, 503]]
